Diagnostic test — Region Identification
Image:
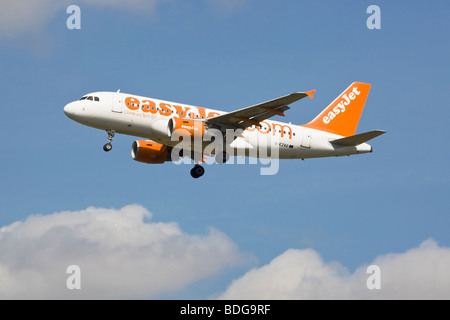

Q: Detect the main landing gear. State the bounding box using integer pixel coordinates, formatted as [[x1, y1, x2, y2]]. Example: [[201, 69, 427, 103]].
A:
[[103, 130, 115, 152], [189, 151, 228, 178], [215, 151, 229, 164], [190, 164, 205, 179]]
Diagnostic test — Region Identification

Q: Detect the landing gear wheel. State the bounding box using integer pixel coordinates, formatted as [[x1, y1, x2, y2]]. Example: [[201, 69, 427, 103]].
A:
[[103, 130, 115, 152], [190, 165, 205, 179], [103, 143, 112, 152]]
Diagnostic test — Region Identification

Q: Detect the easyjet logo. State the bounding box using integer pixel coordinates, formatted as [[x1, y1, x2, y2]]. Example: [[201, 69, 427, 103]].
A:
[[125, 96, 294, 140], [323, 87, 361, 124], [181, 124, 200, 131], [246, 121, 294, 139], [124, 96, 220, 119]]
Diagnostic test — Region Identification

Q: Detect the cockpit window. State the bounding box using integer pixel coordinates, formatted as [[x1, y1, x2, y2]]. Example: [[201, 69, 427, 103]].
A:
[[79, 95, 100, 101]]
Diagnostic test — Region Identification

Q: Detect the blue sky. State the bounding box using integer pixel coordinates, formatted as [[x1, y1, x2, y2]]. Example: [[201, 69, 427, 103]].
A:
[[0, 1, 449, 299]]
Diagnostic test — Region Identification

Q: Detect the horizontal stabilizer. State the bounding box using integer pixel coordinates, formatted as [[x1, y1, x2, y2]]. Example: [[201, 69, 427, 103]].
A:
[[330, 130, 386, 146]]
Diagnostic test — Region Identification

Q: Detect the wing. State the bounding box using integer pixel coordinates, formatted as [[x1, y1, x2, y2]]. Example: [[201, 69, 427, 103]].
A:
[[206, 90, 315, 129]]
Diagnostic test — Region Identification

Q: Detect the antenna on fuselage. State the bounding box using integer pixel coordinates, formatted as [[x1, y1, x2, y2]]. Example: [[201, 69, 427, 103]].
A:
[[116, 89, 120, 93]]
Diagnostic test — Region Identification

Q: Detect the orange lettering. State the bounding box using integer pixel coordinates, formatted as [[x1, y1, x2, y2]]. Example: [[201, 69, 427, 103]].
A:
[[207, 112, 220, 118], [257, 121, 270, 134], [272, 123, 292, 139], [125, 97, 140, 111], [173, 105, 191, 118], [197, 106, 206, 119], [141, 99, 156, 114], [159, 103, 173, 116]]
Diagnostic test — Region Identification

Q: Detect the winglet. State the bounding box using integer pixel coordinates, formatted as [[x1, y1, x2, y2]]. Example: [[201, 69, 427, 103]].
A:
[[306, 89, 316, 99]]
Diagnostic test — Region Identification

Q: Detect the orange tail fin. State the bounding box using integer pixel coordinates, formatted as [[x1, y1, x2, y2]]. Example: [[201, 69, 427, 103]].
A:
[[302, 82, 371, 137]]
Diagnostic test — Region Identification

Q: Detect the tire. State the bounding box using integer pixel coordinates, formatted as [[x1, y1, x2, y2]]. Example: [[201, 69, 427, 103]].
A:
[[103, 143, 112, 152], [190, 165, 205, 178]]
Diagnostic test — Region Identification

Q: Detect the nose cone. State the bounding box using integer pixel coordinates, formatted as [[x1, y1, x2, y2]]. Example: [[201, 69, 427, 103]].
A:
[[64, 102, 75, 118], [64, 102, 77, 120]]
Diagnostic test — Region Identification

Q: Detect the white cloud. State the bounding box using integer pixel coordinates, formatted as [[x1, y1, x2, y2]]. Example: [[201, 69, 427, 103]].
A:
[[0, 0, 59, 39], [3, 204, 446, 300], [0, 0, 160, 39], [217, 239, 450, 299], [0, 0, 247, 39], [0, 205, 244, 299]]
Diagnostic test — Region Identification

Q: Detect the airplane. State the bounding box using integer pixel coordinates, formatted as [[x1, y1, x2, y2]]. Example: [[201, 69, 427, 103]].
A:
[[63, 82, 385, 178]]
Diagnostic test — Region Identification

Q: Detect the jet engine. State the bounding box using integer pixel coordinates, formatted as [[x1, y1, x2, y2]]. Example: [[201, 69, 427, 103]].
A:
[[131, 140, 171, 164], [168, 118, 206, 138]]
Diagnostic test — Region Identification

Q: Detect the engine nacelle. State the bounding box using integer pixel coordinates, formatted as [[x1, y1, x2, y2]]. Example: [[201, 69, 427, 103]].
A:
[[168, 118, 206, 138], [151, 118, 172, 138], [151, 118, 207, 140], [131, 140, 170, 164]]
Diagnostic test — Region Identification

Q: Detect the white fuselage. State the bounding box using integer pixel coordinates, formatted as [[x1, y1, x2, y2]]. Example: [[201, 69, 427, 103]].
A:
[[63, 91, 372, 159]]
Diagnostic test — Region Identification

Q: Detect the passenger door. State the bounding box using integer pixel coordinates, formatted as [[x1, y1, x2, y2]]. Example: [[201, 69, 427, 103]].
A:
[[112, 93, 123, 113], [301, 130, 312, 148]]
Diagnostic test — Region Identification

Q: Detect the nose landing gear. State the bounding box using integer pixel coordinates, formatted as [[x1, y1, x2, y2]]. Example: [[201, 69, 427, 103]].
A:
[[103, 143, 112, 152], [103, 130, 115, 152]]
